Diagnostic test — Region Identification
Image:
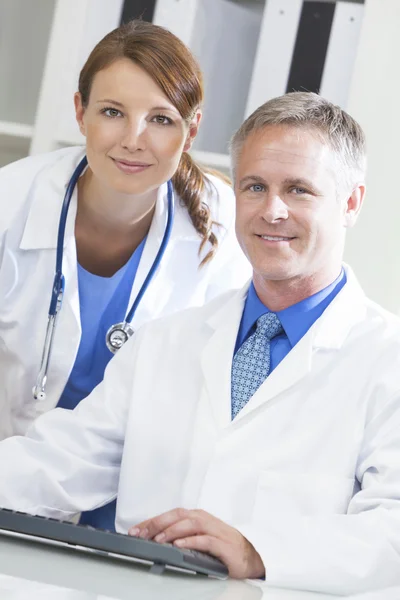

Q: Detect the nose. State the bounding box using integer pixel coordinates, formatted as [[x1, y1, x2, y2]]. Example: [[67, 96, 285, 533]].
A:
[[261, 192, 289, 223], [120, 117, 146, 153]]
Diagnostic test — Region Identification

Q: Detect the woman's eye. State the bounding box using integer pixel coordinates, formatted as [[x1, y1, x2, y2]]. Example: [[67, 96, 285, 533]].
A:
[[249, 184, 265, 193], [102, 108, 122, 118], [152, 114, 172, 125]]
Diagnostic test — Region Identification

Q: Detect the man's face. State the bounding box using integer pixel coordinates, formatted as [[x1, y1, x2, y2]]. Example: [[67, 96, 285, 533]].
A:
[[234, 125, 362, 291]]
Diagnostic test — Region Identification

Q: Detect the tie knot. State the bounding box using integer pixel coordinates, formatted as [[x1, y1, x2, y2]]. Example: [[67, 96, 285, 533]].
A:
[[256, 312, 283, 341]]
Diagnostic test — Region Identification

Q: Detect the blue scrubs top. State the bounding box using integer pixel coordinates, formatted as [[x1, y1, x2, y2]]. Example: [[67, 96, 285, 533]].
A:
[[57, 237, 146, 530]]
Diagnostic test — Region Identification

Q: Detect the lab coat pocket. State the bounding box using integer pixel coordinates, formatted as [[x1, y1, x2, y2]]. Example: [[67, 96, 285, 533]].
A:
[[253, 472, 355, 523]]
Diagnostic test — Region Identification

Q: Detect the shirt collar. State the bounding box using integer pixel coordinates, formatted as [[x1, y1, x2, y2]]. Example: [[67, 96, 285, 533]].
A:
[[241, 268, 347, 348]]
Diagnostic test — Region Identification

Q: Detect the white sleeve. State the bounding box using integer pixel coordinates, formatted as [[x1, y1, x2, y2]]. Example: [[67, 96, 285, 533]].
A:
[[0, 329, 141, 520], [238, 393, 400, 595]]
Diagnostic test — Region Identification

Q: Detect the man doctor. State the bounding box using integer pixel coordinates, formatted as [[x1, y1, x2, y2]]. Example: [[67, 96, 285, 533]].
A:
[[0, 92, 400, 595]]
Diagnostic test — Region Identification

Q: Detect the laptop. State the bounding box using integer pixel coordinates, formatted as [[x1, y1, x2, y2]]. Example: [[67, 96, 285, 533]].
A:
[[0, 507, 228, 578]]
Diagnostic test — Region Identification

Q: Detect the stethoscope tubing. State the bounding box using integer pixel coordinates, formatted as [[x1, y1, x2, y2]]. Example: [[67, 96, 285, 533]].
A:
[[125, 178, 174, 323], [33, 155, 174, 400], [49, 156, 88, 317]]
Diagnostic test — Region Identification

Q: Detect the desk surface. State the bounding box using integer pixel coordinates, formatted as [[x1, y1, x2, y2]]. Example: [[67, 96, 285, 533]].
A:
[[0, 536, 398, 600]]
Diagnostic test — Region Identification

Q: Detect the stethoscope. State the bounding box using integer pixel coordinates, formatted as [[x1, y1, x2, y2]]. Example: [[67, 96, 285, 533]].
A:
[[32, 155, 175, 401]]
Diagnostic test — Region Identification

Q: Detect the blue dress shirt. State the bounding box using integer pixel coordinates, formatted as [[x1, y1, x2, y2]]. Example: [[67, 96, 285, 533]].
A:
[[234, 269, 347, 372]]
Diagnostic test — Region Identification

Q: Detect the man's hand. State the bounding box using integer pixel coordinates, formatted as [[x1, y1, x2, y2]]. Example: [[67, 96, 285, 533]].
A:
[[129, 508, 265, 579]]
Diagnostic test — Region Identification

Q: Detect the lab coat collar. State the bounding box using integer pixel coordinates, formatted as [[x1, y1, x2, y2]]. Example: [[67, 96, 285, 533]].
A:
[[20, 147, 87, 250], [19, 148, 200, 251], [311, 264, 366, 349], [201, 264, 366, 428], [205, 264, 365, 349]]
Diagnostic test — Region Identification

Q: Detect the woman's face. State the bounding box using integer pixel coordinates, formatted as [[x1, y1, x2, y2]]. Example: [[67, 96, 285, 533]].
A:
[[75, 58, 200, 196]]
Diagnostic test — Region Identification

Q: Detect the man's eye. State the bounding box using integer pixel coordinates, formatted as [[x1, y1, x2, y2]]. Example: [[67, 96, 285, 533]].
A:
[[249, 184, 265, 193], [291, 187, 308, 195]]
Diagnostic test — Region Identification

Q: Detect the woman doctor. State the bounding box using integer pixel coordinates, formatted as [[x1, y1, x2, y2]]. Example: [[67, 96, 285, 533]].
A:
[[0, 21, 250, 526]]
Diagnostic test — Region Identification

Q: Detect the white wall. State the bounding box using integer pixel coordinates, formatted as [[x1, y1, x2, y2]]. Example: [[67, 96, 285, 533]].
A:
[[30, 0, 124, 155], [346, 0, 400, 314], [191, 0, 262, 154], [0, 0, 55, 125]]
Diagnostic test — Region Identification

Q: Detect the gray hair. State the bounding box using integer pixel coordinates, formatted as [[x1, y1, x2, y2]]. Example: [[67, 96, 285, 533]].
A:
[[230, 92, 367, 190]]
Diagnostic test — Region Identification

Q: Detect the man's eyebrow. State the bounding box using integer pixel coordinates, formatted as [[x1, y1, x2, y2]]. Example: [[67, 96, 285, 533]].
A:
[[282, 177, 319, 191], [238, 175, 266, 187]]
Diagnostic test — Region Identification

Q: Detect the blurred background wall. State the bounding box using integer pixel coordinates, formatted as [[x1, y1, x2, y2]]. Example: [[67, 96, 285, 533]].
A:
[[1, 0, 399, 312]]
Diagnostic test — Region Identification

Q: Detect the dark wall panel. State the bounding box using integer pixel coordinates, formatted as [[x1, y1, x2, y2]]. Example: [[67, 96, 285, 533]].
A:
[[286, 1, 336, 94], [120, 0, 157, 24]]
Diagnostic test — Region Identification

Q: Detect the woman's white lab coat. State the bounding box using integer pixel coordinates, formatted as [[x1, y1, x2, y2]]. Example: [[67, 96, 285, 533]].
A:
[[0, 268, 399, 595], [0, 146, 250, 439]]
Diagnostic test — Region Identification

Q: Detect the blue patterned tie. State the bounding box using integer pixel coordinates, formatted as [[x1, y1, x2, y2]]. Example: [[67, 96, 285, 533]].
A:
[[231, 313, 283, 419]]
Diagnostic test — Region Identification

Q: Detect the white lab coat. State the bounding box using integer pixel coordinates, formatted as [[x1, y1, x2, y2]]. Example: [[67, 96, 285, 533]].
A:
[[0, 146, 250, 439], [0, 266, 399, 595]]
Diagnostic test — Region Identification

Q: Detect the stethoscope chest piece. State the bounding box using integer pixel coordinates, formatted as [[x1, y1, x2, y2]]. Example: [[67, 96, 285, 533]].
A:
[[106, 322, 134, 354]]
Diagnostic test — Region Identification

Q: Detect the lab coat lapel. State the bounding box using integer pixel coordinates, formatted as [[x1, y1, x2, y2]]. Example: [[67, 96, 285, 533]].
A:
[[200, 283, 314, 428], [128, 182, 198, 327], [233, 265, 366, 423], [43, 232, 81, 410], [60, 234, 81, 332], [33, 164, 82, 339], [233, 329, 314, 423], [18, 151, 84, 410], [28, 240, 81, 415], [200, 287, 248, 429], [124, 183, 168, 325]]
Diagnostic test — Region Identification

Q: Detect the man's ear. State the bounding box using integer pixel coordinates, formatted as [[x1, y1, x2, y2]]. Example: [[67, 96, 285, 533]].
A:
[[343, 183, 366, 228], [183, 110, 202, 152], [74, 92, 87, 137]]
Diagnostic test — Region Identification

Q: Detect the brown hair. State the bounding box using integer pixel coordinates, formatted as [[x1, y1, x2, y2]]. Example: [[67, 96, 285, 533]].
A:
[[79, 20, 227, 264]]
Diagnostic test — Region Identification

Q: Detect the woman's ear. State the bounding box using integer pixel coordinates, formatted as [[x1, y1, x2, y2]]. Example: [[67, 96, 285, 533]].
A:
[[74, 92, 87, 137], [183, 110, 202, 152]]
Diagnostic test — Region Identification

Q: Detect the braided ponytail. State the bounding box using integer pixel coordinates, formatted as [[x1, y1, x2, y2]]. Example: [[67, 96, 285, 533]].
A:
[[172, 152, 231, 266]]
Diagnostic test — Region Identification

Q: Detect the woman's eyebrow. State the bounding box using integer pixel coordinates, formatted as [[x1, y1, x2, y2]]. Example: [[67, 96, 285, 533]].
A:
[[95, 100, 180, 115], [96, 98, 124, 107]]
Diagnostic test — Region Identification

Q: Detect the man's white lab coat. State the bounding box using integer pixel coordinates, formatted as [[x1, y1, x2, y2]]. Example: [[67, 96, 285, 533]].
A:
[[0, 267, 399, 595]]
